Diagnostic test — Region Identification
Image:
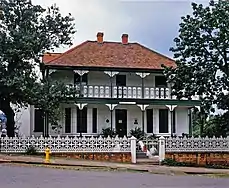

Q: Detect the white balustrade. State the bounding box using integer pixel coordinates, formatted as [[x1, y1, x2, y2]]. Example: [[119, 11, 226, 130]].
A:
[[75, 85, 173, 99]]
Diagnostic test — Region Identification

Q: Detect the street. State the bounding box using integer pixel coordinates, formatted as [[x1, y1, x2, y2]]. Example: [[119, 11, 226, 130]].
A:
[[0, 164, 228, 188]]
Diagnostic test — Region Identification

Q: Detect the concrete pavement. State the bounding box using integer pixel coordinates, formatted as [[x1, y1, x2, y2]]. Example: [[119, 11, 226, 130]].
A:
[[0, 164, 229, 188], [1, 154, 229, 175]]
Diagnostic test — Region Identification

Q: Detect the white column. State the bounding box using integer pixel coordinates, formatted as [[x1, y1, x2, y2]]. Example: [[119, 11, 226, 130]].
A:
[[130, 136, 137, 164], [87, 108, 92, 133], [136, 105, 149, 133], [159, 136, 165, 164], [72, 107, 77, 134], [166, 105, 177, 134]]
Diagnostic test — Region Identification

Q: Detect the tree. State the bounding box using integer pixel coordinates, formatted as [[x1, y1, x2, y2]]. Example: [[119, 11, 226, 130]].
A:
[[163, 0, 229, 133], [0, 0, 76, 137]]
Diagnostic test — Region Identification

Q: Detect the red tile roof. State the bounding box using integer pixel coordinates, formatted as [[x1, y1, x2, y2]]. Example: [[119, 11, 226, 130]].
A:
[[43, 41, 175, 70], [42, 53, 62, 63]]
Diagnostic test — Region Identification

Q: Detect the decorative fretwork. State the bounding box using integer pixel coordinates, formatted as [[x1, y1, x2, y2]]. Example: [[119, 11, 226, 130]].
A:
[[165, 136, 229, 152], [0, 135, 131, 153]]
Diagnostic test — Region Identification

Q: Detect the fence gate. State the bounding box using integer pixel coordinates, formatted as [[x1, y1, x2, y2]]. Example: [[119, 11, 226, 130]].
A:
[[136, 135, 159, 159]]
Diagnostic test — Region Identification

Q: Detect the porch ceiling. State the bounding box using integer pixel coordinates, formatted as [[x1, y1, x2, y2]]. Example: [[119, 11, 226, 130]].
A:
[[66, 98, 201, 106]]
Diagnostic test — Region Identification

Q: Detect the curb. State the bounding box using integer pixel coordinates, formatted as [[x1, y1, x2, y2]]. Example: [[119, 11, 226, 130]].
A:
[[0, 159, 150, 173]]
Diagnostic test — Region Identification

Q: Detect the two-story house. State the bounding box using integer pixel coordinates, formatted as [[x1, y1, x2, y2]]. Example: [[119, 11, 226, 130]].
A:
[[28, 32, 200, 137]]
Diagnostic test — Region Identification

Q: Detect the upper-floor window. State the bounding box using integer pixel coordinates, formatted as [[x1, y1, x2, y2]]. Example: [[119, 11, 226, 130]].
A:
[[155, 76, 167, 87], [74, 73, 88, 85], [116, 75, 126, 86]]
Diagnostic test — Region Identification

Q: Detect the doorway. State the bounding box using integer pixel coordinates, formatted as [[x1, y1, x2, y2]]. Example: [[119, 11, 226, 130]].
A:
[[115, 109, 127, 137]]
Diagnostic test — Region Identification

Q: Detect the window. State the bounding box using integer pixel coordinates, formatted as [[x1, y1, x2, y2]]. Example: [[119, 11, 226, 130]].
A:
[[65, 108, 71, 133], [92, 108, 97, 133], [34, 109, 44, 132], [77, 107, 87, 133], [146, 109, 153, 133], [116, 75, 126, 86], [155, 76, 167, 87], [159, 109, 168, 133], [74, 73, 88, 84]]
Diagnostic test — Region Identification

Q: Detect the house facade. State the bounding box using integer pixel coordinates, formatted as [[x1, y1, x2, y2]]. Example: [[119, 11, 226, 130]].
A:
[[27, 32, 200, 137]]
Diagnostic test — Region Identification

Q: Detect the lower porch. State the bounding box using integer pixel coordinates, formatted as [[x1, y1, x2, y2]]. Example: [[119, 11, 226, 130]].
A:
[[32, 103, 192, 137]]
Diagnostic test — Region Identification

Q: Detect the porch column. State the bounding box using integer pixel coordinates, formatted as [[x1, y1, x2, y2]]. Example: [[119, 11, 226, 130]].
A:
[[73, 70, 89, 97], [137, 104, 149, 133], [136, 73, 150, 99], [104, 71, 119, 98], [105, 104, 118, 130], [74, 103, 88, 137], [188, 108, 192, 136], [166, 105, 177, 135]]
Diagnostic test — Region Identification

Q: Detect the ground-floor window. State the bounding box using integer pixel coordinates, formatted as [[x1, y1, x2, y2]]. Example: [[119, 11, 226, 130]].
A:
[[92, 108, 97, 133], [34, 109, 44, 132], [159, 109, 168, 133], [65, 108, 71, 133], [146, 109, 153, 133], [77, 107, 87, 133]]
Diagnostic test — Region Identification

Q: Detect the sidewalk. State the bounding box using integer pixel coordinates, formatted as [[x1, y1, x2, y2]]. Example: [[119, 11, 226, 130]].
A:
[[1, 154, 229, 175]]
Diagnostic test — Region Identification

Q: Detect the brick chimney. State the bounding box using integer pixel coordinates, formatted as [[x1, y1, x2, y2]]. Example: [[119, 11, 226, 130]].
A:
[[97, 32, 104, 43], [122, 34, 128, 44]]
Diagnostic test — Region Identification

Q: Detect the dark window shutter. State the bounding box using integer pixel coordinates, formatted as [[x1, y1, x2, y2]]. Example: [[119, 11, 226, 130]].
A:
[[77, 107, 87, 133], [34, 109, 44, 132], [92, 108, 97, 133], [65, 108, 71, 133], [146, 109, 153, 133], [159, 109, 168, 133]]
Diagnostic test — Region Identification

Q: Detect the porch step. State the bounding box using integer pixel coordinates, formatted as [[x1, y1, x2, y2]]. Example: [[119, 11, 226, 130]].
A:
[[136, 152, 148, 159], [136, 157, 159, 165]]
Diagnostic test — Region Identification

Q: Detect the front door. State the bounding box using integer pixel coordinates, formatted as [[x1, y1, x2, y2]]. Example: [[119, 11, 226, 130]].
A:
[[115, 109, 127, 137]]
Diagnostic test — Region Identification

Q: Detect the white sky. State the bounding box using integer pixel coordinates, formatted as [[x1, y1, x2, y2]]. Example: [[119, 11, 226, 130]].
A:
[[32, 0, 209, 56]]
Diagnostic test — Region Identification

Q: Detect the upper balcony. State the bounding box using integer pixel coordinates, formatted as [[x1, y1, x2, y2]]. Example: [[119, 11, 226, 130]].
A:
[[49, 70, 200, 101]]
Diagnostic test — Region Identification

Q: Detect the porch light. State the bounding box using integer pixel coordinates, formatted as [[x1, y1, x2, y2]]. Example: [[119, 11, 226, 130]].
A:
[[134, 119, 138, 125]]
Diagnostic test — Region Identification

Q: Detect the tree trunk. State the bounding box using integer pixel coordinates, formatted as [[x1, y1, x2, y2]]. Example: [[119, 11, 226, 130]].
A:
[[0, 98, 15, 137]]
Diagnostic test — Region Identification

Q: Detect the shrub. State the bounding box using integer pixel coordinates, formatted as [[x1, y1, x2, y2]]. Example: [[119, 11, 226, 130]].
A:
[[25, 145, 38, 155], [129, 127, 145, 139], [100, 127, 116, 138]]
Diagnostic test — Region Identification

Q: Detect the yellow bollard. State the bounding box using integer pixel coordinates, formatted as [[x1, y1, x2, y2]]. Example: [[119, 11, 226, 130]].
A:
[[45, 147, 51, 163]]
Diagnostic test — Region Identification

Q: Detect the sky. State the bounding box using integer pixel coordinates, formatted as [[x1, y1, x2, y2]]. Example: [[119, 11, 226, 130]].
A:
[[32, 0, 210, 58]]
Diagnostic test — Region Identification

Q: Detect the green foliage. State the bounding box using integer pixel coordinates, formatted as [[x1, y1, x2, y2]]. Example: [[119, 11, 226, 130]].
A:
[[0, 0, 76, 135], [129, 127, 145, 139], [161, 158, 195, 167], [25, 145, 38, 155], [162, 158, 229, 169], [163, 0, 229, 114], [193, 112, 229, 137], [29, 79, 77, 125], [100, 128, 116, 138]]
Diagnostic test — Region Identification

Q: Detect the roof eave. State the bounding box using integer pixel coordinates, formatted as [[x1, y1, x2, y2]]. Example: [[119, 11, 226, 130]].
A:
[[43, 64, 165, 73]]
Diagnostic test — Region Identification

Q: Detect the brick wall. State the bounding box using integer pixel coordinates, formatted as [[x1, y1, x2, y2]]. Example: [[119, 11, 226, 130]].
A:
[[165, 152, 229, 166], [52, 152, 132, 163]]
